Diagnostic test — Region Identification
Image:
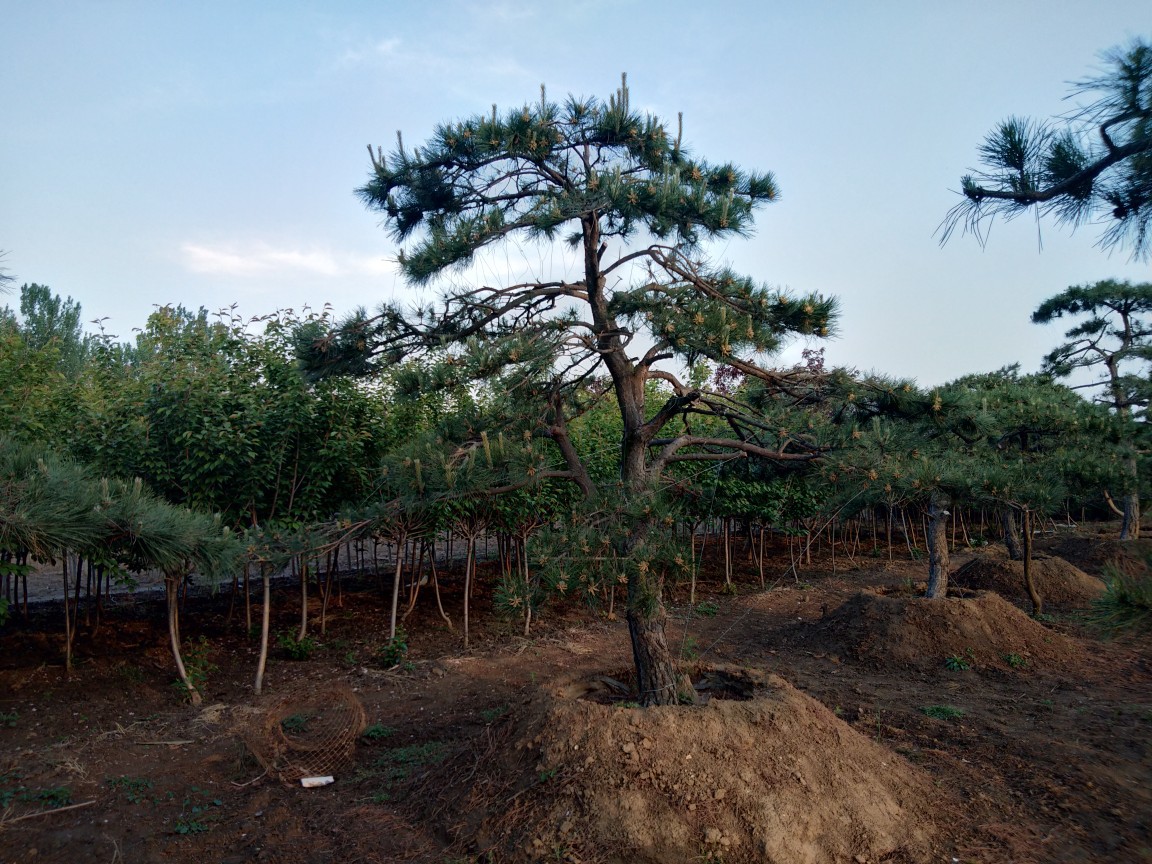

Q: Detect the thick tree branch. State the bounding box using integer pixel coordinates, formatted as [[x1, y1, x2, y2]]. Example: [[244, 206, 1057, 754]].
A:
[[963, 136, 1151, 207], [648, 434, 823, 477]]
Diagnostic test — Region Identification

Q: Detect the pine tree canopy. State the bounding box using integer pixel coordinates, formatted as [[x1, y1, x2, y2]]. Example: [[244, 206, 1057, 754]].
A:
[[358, 78, 780, 282], [1032, 279, 1152, 419], [306, 76, 839, 490], [942, 38, 1152, 259]]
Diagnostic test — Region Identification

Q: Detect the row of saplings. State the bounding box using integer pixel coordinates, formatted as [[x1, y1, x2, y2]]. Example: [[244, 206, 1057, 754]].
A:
[[2, 436, 1100, 706]]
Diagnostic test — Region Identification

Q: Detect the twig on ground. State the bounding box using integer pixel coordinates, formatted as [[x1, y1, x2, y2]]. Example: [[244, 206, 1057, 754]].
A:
[[0, 799, 97, 826]]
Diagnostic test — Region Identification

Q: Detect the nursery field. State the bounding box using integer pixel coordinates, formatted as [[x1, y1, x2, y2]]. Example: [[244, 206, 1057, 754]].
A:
[[0, 530, 1150, 864]]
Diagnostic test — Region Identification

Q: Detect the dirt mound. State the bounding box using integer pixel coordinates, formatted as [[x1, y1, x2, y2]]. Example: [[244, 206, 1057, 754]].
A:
[[447, 668, 943, 863], [951, 549, 1105, 610], [813, 591, 1084, 672], [1043, 534, 1152, 578]]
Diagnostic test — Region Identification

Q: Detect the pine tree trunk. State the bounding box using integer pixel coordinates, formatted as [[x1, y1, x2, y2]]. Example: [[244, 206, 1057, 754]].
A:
[[1120, 476, 1141, 540], [429, 550, 453, 630], [463, 537, 475, 649], [1001, 508, 1024, 560], [925, 491, 950, 599], [626, 566, 691, 706], [243, 564, 252, 633], [622, 516, 694, 707], [1022, 509, 1043, 617]]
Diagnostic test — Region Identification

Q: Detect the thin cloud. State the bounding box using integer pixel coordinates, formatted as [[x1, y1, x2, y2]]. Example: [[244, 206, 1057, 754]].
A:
[[336, 36, 401, 68], [181, 242, 397, 279]]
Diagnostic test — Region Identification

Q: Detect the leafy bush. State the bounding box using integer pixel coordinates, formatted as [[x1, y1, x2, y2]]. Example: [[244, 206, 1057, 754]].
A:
[[694, 600, 720, 617], [280, 714, 311, 734], [379, 628, 408, 668], [175, 787, 222, 835], [277, 632, 318, 661], [944, 653, 972, 672], [1003, 653, 1028, 669], [480, 705, 510, 724], [107, 775, 154, 804], [362, 723, 396, 741], [174, 636, 216, 698]]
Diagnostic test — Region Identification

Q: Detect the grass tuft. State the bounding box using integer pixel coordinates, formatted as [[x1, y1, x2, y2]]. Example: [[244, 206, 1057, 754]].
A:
[[920, 704, 965, 721], [1087, 557, 1152, 634]]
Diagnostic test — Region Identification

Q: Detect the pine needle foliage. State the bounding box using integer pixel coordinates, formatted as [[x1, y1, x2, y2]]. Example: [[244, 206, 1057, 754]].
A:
[[0, 437, 102, 560], [1032, 279, 1152, 421], [942, 37, 1152, 259], [0, 436, 239, 583], [1089, 554, 1152, 633], [309, 76, 841, 704]]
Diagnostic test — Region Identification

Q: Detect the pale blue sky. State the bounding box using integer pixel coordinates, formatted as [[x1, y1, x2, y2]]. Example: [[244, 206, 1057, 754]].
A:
[[3, 1, 1149, 385]]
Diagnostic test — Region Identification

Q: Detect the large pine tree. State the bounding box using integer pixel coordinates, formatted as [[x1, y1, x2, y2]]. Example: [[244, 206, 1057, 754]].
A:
[[308, 77, 836, 704]]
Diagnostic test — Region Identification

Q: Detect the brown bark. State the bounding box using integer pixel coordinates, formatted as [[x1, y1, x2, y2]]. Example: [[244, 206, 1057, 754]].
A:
[[1022, 509, 1043, 617], [626, 568, 693, 706], [463, 538, 475, 649], [925, 492, 951, 599], [1001, 508, 1024, 560], [296, 556, 308, 641], [428, 549, 453, 630], [1120, 475, 1141, 540]]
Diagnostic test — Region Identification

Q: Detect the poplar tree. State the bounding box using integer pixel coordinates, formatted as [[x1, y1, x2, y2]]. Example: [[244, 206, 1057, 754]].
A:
[[307, 77, 836, 705]]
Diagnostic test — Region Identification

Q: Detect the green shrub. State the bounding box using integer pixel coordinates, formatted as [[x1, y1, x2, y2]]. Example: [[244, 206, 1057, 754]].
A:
[[480, 705, 510, 724], [679, 635, 700, 660], [944, 654, 971, 672], [379, 628, 408, 668], [277, 632, 318, 660], [362, 723, 396, 741], [920, 705, 965, 721], [107, 775, 154, 804], [174, 636, 217, 699]]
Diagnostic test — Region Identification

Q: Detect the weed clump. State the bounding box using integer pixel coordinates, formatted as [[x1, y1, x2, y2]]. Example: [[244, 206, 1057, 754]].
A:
[[1088, 556, 1152, 633], [379, 628, 409, 667], [277, 632, 318, 660], [920, 705, 965, 721]]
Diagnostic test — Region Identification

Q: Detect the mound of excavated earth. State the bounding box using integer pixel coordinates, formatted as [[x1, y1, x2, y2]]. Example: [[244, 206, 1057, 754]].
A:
[[448, 669, 944, 864], [813, 590, 1084, 672], [951, 548, 1105, 610], [1042, 534, 1152, 577]]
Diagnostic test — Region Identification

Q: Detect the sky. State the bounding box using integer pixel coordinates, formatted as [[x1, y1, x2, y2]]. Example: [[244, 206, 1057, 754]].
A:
[[2, 1, 1149, 387]]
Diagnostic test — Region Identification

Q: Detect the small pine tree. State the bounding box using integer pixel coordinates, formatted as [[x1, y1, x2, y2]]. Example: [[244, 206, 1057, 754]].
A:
[[1033, 279, 1152, 538]]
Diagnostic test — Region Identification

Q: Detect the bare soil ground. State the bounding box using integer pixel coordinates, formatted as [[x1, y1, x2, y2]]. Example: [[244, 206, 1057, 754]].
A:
[[1, 531, 1150, 863]]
